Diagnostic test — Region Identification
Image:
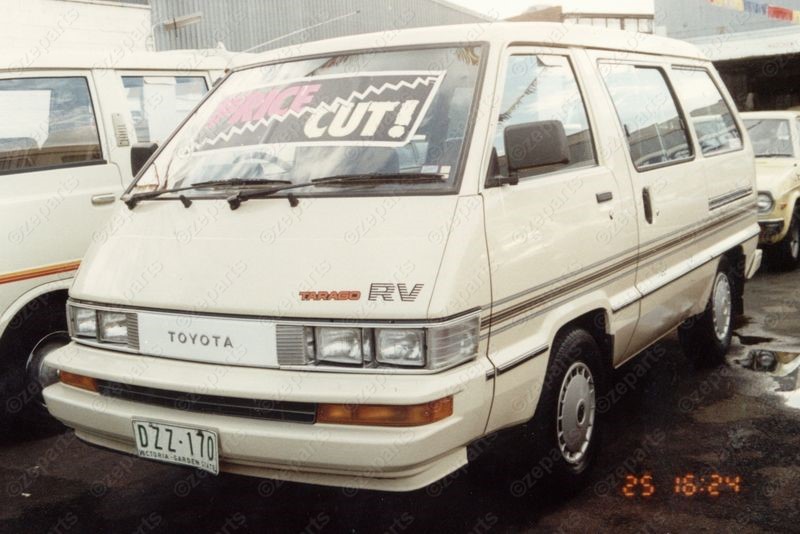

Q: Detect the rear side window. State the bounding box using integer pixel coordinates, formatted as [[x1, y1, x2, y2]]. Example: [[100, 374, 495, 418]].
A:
[[600, 64, 692, 171], [122, 76, 208, 144], [670, 68, 742, 156], [0, 77, 102, 173], [492, 54, 596, 180]]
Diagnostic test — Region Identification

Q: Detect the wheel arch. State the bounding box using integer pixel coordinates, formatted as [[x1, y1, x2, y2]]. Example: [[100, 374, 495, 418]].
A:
[[0, 281, 71, 363], [550, 308, 614, 372]]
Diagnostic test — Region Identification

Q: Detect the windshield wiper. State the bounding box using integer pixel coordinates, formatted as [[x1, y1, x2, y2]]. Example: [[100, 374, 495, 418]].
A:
[[756, 154, 793, 158], [124, 178, 293, 210], [311, 172, 444, 186], [225, 172, 445, 211], [191, 178, 293, 188]]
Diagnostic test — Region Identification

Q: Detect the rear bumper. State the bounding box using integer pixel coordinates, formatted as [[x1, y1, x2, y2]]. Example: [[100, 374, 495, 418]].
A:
[[43, 343, 493, 491]]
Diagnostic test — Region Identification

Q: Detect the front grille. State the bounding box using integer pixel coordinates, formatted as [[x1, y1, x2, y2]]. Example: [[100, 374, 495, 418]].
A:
[[97, 380, 316, 423]]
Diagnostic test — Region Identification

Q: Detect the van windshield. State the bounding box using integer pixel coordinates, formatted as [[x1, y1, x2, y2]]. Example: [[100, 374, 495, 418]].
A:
[[744, 118, 795, 158], [130, 46, 484, 197]]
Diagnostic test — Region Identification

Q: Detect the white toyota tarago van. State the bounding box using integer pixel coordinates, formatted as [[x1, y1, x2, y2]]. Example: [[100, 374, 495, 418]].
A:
[[44, 24, 761, 491], [0, 50, 230, 424]]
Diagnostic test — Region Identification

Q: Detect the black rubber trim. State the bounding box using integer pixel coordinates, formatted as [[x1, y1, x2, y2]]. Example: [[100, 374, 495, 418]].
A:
[[97, 380, 317, 424]]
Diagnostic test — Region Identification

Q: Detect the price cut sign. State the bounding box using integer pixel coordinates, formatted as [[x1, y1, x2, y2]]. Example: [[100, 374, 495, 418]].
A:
[[621, 473, 742, 498]]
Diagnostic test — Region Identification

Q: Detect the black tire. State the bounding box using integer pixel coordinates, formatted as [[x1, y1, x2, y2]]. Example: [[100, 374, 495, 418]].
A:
[[1, 305, 68, 431], [679, 257, 734, 367], [523, 327, 605, 494], [772, 211, 800, 271]]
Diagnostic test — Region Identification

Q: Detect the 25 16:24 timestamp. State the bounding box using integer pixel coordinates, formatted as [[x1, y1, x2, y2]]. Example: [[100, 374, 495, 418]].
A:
[[622, 474, 742, 498]]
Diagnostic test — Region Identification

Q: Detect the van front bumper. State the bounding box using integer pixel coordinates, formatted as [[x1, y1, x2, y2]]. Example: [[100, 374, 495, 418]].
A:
[[43, 343, 493, 492]]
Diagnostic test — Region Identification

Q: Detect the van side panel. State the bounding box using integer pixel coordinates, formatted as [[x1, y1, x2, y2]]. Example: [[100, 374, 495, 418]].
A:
[[481, 47, 641, 432]]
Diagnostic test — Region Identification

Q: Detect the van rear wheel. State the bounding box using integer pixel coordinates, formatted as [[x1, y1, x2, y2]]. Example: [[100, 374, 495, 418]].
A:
[[523, 327, 604, 494], [679, 258, 734, 367]]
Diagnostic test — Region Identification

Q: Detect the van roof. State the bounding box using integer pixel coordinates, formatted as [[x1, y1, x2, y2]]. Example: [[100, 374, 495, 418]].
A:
[[0, 49, 239, 73], [233, 22, 706, 69]]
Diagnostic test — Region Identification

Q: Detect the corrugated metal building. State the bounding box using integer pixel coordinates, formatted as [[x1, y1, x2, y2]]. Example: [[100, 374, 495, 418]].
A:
[[150, 0, 488, 52], [656, 0, 800, 110]]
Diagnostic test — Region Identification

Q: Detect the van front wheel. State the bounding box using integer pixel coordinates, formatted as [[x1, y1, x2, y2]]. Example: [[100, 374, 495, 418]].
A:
[[679, 258, 734, 367], [524, 327, 604, 493]]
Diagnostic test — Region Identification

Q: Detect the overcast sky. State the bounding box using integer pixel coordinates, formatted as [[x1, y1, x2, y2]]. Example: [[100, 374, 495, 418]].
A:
[[449, 0, 655, 19]]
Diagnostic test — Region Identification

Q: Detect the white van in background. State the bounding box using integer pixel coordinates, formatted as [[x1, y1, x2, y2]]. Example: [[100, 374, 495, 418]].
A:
[[0, 50, 231, 425], [44, 23, 761, 492]]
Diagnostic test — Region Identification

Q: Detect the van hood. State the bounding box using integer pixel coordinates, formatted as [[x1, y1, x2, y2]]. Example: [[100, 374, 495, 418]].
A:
[[754, 158, 799, 194], [72, 196, 459, 320]]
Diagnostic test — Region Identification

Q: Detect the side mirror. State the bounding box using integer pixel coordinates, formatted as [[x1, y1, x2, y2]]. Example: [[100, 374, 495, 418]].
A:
[[130, 142, 158, 177], [503, 120, 570, 178]]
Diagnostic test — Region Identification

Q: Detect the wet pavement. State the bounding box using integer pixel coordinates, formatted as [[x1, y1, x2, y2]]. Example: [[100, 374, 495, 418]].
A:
[[1, 267, 798, 533]]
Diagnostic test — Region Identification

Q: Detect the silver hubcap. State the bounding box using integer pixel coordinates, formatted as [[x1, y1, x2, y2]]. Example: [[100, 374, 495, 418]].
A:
[[25, 332, 68, 405], [789, 220, 799, 259], [557, 362, 596, 465], [711, 273, 732, 341]]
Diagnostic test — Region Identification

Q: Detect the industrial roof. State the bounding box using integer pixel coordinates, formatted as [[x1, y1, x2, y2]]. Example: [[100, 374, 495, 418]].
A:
[[233, 21, 706, 69]]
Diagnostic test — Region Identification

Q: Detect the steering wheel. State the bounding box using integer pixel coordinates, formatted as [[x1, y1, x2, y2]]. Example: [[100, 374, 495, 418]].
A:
[[232, 150, 292, 172]]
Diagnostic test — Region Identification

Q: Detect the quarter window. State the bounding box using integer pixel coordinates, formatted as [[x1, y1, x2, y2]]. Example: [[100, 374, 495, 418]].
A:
[[492, 54, 596, 180], [670, 68, 742, 156], [600, 64, 692, 171], [122, 76, 208, 144], [0, 77, 102, 173]]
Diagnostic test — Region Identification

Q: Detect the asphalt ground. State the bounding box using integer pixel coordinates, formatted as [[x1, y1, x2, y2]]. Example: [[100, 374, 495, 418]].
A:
[[1, 265, 798, 533]]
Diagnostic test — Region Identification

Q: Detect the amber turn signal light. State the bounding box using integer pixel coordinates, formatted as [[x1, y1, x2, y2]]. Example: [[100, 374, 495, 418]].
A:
[[317, 396, 453, 426], [59, 371, 98, 392]]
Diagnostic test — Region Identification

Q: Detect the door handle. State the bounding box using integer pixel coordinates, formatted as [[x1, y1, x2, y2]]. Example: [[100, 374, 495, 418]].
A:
[[596, 191, 613, 203], [642, 187, 654, 224], [91, 193, 116, 206]]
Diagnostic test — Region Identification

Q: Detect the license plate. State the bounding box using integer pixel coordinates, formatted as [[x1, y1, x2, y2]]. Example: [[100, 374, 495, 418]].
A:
[[132, 420, 219, 474]]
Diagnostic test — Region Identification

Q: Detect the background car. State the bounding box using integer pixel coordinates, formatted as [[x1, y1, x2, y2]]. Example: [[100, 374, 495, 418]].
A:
[[743, 111, 800, 270]]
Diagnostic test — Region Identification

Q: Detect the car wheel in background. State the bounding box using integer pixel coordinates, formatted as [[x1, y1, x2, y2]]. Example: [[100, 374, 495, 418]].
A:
[[772, 210, 800, 271], [1, 307, 68, 431]]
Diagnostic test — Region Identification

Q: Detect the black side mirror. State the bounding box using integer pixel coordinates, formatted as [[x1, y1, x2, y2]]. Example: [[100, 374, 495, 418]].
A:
[[130, 142, 158, 177], [503, 120, 570, 178]]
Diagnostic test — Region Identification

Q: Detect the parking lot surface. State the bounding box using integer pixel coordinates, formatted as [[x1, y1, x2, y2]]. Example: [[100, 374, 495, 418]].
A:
[[1, 268, 798, 533]]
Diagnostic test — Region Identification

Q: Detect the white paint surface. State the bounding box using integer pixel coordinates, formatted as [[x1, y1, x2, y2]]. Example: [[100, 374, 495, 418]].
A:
[[0, 0, 151, 54]]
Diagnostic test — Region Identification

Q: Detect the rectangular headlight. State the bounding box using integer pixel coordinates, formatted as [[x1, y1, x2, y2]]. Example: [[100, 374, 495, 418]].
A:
[[98, 311, 129, 344], [375, 329, 425, 367], [71, 307, 97, 338], [427, 315, 480, 370], [315, 327, 364, 365]]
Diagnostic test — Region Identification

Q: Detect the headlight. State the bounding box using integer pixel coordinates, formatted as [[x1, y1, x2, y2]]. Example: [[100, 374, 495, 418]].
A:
[[71, 307, 97, 338], [376, 329, 425, 367], [757, 192, 774, 214], [303, 313, 480, 372], [315, 327, 368, 365], [69, 305, 131, 345], [98, 311, 129, 344]]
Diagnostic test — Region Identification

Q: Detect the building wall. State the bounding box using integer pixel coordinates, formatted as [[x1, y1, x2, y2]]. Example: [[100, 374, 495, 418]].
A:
[[0, 0, 152, 53], [656, 0, 800, 38], [150, 0, 486, 52]]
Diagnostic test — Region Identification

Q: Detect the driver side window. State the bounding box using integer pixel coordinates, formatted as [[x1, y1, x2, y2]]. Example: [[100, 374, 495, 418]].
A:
[[491, 54, 596, 180]]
